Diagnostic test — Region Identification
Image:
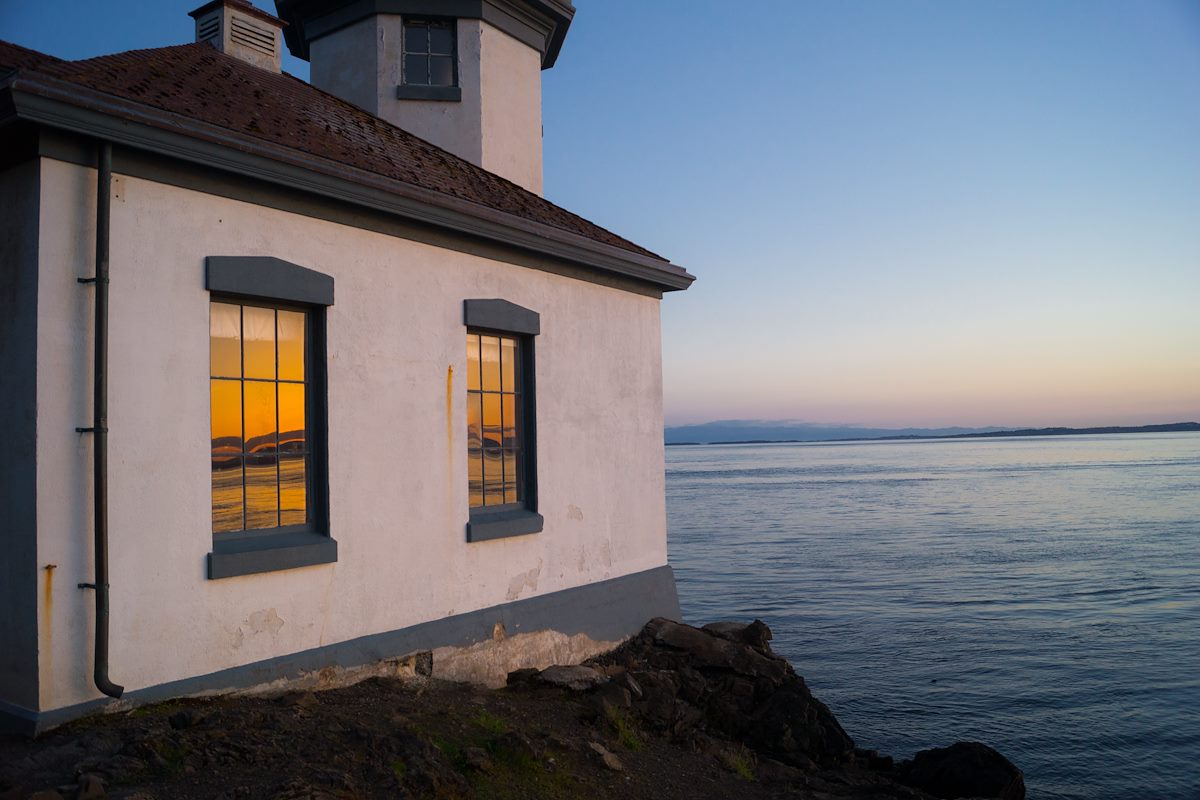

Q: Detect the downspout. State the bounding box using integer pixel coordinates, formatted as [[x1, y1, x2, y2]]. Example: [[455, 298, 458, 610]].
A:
[[77, 141, 124, 699]]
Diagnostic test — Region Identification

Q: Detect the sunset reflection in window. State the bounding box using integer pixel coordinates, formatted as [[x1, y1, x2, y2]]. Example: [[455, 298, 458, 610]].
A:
[[211, 302, 308, 533], [467, 332, 523, 508]]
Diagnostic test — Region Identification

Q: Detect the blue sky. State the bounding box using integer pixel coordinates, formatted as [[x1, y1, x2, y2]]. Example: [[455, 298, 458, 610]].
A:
[[5, 1, 1198, 427]]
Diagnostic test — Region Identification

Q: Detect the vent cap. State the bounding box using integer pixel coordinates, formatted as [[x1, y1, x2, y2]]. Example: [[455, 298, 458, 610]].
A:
[[190, 0, 286, 73]]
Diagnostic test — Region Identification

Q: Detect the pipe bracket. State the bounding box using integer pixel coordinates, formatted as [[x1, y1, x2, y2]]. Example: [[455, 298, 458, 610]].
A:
[[75, 427, 109, 433]]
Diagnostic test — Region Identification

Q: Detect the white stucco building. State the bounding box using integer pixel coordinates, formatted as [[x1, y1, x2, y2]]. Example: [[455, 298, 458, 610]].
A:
[[0, 0, 693, 734]]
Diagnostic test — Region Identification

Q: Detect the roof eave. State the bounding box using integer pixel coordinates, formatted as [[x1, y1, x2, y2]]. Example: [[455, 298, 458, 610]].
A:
[[3, 74, 694, 293]]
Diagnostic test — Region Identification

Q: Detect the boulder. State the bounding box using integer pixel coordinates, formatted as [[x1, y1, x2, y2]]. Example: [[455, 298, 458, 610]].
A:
[[534, 665, 608, 691], [898, 741, 1025, 800]]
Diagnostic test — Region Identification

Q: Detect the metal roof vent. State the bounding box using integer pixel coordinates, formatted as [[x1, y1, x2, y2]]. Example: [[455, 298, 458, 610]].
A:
[[189, 0, 286, 73]]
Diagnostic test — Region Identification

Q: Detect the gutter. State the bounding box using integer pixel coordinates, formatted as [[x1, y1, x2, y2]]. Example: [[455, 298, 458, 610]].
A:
[[3, 72, 695, 293], [76, 141, 124, 700]]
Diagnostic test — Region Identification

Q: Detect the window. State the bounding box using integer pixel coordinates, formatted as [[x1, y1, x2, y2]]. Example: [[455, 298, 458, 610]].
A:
[[210, 301, 310, 534], [205, 256, 336, 579], [396, 18, 460, 102], [467, 332, 524, 507], [463, 299, 542, 542]]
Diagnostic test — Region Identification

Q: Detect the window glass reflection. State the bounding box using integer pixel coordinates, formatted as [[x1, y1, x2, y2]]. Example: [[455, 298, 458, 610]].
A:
[[243, 306, 276, 380], [405, 54, 427, 85], [210, 379, 243, 453], [279, 454, 306, 526], [210, 303, 241, 378], [212, 456, 243, 532], [243, 382, 277, 455], [467, 333, 481, 391], [480, 336, 501, 392], [468, 448, 483, 507], [277, 311, 305, 381], [244, 455, 279, 529], [429, 25, 453, 55], [501, 337, 516, 392], [502, 449, 518, 504], [278, 383, 306, 453], [466, 392, 482, 450]]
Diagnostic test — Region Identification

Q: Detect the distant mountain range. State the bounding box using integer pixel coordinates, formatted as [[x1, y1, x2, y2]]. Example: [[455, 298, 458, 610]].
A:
[[664, 420, 1200, 445]]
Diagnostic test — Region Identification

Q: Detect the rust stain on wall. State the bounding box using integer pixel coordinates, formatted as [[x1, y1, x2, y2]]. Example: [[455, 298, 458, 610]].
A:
[[446, 364, 455, 519], [42, 564, 56, 687]]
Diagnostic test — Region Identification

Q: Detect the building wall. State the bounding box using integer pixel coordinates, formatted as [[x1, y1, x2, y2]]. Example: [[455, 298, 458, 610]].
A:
[[0, 160, 42, 715], [35, 158, 667, 711], [309, 16, 380, 115], [309, 17, 542, 194], [478, 20, 543, 195]]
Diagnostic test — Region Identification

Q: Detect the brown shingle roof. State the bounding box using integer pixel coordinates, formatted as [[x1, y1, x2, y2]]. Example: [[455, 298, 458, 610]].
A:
[[0, 40, 666, 262]]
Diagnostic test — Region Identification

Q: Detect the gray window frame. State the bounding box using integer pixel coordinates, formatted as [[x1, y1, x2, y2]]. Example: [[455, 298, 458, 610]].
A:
[[205, 256, 337, 579], [397, 17, 462, 103], [463, 299, 543, 542]]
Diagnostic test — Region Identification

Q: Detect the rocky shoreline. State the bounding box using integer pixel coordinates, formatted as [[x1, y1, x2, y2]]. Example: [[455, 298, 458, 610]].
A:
[[0, 618, 1024, 799]]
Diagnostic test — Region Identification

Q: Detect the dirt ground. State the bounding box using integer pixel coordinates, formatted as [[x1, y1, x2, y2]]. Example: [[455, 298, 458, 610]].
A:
[[0, 675, 906, 800]]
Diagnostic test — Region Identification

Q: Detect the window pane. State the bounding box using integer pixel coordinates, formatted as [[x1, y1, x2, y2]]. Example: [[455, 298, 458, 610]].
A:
[[244, 454, 279, 530], [501, 393, 518, 448], [500, 337, 516, 392], [482, 448, 503, 505], [405, 54, 428, 85], [243, 306, 276, 380], [502, 448, 518, 504], [212, 455, 243, 533], [430, 55, 454, 86], [404, 22, 428, 54], [243, 381, 277, 455], [277, 310, 305, 382], [211, 379, 243, 454], [429, 24, 453, 55], [482, 393, 502, 451], [467, 392, 483, 450], [278, 383, 306, 454], [279, 454, 307, 526], [466, 333, 481, 391], [468, 448, 484, 508], [480, 336, 501, 392], [210, 303, 241, 378]]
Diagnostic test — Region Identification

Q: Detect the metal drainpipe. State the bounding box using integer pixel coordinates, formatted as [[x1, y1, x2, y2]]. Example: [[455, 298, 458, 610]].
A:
[[76, 141, 124, 699]]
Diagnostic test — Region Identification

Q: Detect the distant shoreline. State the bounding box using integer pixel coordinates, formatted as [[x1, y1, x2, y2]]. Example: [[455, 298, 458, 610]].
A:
[[665, 421, 1200, 446]]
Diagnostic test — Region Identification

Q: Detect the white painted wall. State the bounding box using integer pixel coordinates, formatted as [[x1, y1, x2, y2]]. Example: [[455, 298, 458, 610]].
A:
[[35, 159, 667, 711], [309, 17, 543, 194]]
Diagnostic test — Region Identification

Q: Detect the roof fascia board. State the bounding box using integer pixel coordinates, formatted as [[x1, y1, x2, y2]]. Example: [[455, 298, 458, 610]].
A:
[[6, 80, 693, 292]]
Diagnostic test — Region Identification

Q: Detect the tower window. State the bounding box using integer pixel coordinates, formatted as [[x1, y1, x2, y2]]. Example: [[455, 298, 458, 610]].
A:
[[403, 18, 456, 87]]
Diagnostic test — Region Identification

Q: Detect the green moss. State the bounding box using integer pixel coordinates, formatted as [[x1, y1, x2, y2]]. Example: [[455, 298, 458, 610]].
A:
[[471, 709, 509, 736], [604, 705, 643, 751], [719, 745, 756, 781]]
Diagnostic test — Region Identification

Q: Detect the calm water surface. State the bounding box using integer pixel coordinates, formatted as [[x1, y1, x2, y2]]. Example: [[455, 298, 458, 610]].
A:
[[666, 433, 1200, 800]]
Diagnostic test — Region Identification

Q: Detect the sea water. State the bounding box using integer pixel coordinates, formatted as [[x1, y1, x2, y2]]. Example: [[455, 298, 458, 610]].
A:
[[666, 433, 1200, 799]]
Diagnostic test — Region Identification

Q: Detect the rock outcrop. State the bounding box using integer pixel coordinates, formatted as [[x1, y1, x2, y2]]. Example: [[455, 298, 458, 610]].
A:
[[517, 617, 1025, 800]]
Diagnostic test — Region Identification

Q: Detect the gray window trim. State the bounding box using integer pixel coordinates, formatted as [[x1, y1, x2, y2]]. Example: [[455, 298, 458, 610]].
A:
[[208, 531, 338, 579], [396, 84, 462, 102], [463, 298, 540, 335], [206, 256, 334, 306], [206, 258, 337, 580], [466, 507, 544, 542], [464, 298, 540, 542]]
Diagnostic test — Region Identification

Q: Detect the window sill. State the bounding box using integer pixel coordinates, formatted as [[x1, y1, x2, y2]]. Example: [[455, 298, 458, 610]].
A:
[[396, 84, 462, 102], [208, 531, 338, 579], [466, 508, 544, 543]]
